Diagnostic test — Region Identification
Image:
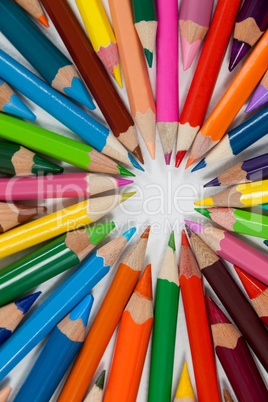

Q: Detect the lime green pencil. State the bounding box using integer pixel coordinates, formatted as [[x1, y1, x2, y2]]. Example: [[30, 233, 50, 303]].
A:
[[148, 231, 180, 402], [0, 113, 134, 176]]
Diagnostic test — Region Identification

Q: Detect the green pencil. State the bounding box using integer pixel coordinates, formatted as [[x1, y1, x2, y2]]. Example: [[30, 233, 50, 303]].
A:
[[195, 207, 268, 239], [0, 113, 134, 177], [131, 0, 157, 67], [0, 222, 115, 306], [148, 231, 180, 402], [0, 141, 62, 176]]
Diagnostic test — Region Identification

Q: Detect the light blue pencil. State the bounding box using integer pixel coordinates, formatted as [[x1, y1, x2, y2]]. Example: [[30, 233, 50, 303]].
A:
[[0, 228, 135, 381], [0, 50, 141, 170], [0, 78, 35, 120], [14, 294, 94, 402]]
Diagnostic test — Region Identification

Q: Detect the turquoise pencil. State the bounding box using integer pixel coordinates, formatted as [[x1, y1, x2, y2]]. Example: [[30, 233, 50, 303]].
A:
[[0, 0, 94, 110], [0, 228, 135, 381], [0, 50, 141, 170], [0, 78, 35, 120], [14, 295, 94, 402], [0, 292, 41, 344]]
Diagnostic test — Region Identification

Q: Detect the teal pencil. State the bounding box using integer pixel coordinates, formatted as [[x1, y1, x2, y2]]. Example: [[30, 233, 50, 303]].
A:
[[14, 295, 94, 402]]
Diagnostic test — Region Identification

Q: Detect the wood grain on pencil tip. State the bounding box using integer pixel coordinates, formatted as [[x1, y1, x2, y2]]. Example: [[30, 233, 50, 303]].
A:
[[0, 202, 46, 233]]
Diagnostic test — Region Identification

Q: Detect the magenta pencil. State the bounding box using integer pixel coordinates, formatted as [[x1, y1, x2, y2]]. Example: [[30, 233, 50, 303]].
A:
[[179, 0, 214, 70], [185, 220, 268, 286], [156, 0, 179, 165], [246, 69, 268, 113], [0, 173, 132, 201]]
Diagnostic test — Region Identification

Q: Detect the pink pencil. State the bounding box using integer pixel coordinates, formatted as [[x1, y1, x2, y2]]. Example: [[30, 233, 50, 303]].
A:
[[156, 0, 179, 165], [185, 220, 268, 286], [179, 0, 214, 70], [0, 173, 133, 200]]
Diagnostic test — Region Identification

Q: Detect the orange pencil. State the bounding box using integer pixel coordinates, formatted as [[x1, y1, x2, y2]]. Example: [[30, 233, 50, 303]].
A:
[[179, 230, 221, 402], [187, 29, 268, 168], [59, 226, 150, 402], [104, 264, 153, 402], [108, 0, 156, 159]]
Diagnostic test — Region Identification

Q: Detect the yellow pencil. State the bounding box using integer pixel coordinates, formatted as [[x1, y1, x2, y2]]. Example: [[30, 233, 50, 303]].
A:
[[76, 0, 123, 88], [0, 192, 134, 259], [174, 361, 195, 402]]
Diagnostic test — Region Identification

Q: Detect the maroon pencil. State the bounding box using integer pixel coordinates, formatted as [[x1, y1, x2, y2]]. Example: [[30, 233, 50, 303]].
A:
[[206, 296, 268, 402], [41, 0, 143, 163], [185, 224, 268, 372]]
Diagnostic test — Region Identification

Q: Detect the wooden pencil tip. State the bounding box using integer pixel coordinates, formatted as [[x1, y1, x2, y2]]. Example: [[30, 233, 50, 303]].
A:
[[181, 230, 190, 248], [141, 225, 151, 239], [175, 361, 195, 399], [134, 264, 152, 300], [205, 296, 230, 325], [132, 145, 144, 164]]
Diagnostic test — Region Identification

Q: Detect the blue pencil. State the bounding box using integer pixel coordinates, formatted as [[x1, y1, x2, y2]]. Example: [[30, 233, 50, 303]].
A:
[[0, 0, 94, 111], [192, 106, 268, 172], [0, 50, 141, 170], [0, 78, 35, 121], [14, 294, 94, 402], [260, 204, 268, 211], [0, 228, 135, 381], [0, 292, 41, 345]]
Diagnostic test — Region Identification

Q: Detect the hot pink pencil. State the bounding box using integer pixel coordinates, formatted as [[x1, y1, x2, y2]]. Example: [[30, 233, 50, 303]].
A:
[[156, 0, 179, 165], [179, 0, 214, 70], [0, 173, 132, 200], [185, 220, 268, 286]]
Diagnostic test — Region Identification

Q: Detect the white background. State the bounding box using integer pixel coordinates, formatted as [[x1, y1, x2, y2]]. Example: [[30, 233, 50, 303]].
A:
[[0, 0, 267, 400]]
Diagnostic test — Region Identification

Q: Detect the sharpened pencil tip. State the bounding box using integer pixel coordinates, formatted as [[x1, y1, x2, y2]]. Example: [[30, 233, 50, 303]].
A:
[[184, 220, 204, 233], [168, 230, 175, 251], [164, 153, 171, 165], [117, 165, 135, 177], [245, 84, 268, 113], [121, 192, 136, 203], [132, 145, 144, 164], [16, 291, 41, 315], [206, 296, 230, 325], [113, 64, 123, 88], [85, 222, 116, 245], [195, 197, 214, 207], [175, 150, 186, 168], [175, 361, 195, 399], [229, 40, 250, 72], [264, 240, 268, 247], [122, 227, 136, 242], [204, 177, 220, 187], [134, 264, 152, 299], [69, 294, 94, 326], [4, 94, 36, 121], [128, 153, 144, 171], [144, 49, 153, 67], [192, 158, 206, 172], [38, 13, 49, 28], [116, 178, 134, 187], [66, 77, 95, 110], [181, 36, 201, 70], [141, 225, 151, 239], [96, 370, 106, 390], [146, 141, 155, 160], [195, 207, 212, 220], [185, 156, 196, 169]]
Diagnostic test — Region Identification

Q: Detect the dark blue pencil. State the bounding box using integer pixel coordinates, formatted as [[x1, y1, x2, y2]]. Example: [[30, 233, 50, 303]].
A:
[[0, 292, 41, 344], [0, 0, 94, 110], [14, 294, 94, 402]]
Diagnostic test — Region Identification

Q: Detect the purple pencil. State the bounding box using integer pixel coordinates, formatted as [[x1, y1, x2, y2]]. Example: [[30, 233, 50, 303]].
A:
[[207, 296, 268, 402], [246, 69, 268, 113], [229, 0, 268, 71], [179, 0, 214, 70]]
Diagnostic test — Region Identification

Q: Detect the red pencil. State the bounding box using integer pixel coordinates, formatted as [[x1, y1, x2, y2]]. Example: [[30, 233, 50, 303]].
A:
[[234, 265, 268, 327]]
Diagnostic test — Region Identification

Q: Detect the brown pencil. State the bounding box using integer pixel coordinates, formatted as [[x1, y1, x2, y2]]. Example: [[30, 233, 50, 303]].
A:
[[0, 202, 46, 233], [41, 0, 143, 163]]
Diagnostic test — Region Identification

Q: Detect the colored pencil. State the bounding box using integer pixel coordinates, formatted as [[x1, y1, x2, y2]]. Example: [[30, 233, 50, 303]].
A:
[[0, 1, 94, 110], [14, 295, 94, 402], [0, 192, 134, 259], [223, 390, 233, 402], [0, 202, 46, 233], [0, 222, 115, 307], [0, 228, 134, 381], [265, 239, 268, 246], [176, 0, 242, 168], [195, 207, 268, 238], [229, 0, 268, 71], [260, 204, 268, 211], [207, 296, 268, 402], [186, 224, 268, 372], [179, 0, 214, 70], [109, 0, 156, 160], [179, 231, 221, 402], [0, 50, 140, 170], [104, 264, 153, 402], [156, 0, 179, 164], [59, 226, 150, 401], [0, 292, 41, 345], [234, 265, 268, 327], [246, 69, 268, 112], [40, 0, 144, 164], [0, 114, 133, 177], [204, 152, 268, 187], [185, 220, 268, 287], [0, 140, 63, 177], [174, 361, 195, 402], [14, 0, 49, 27], [0, 386, 12, 402], [0, 78, 35, 121], [148, 231, 179, 402], [193, 106, 268, 172], [76, 0, 122, 87], [0, 173, 133, 201], [132, 0, 157, 67], [84, 370, 106, 402], [195, 179, 268, 208], [187, 29, 268, 168]]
